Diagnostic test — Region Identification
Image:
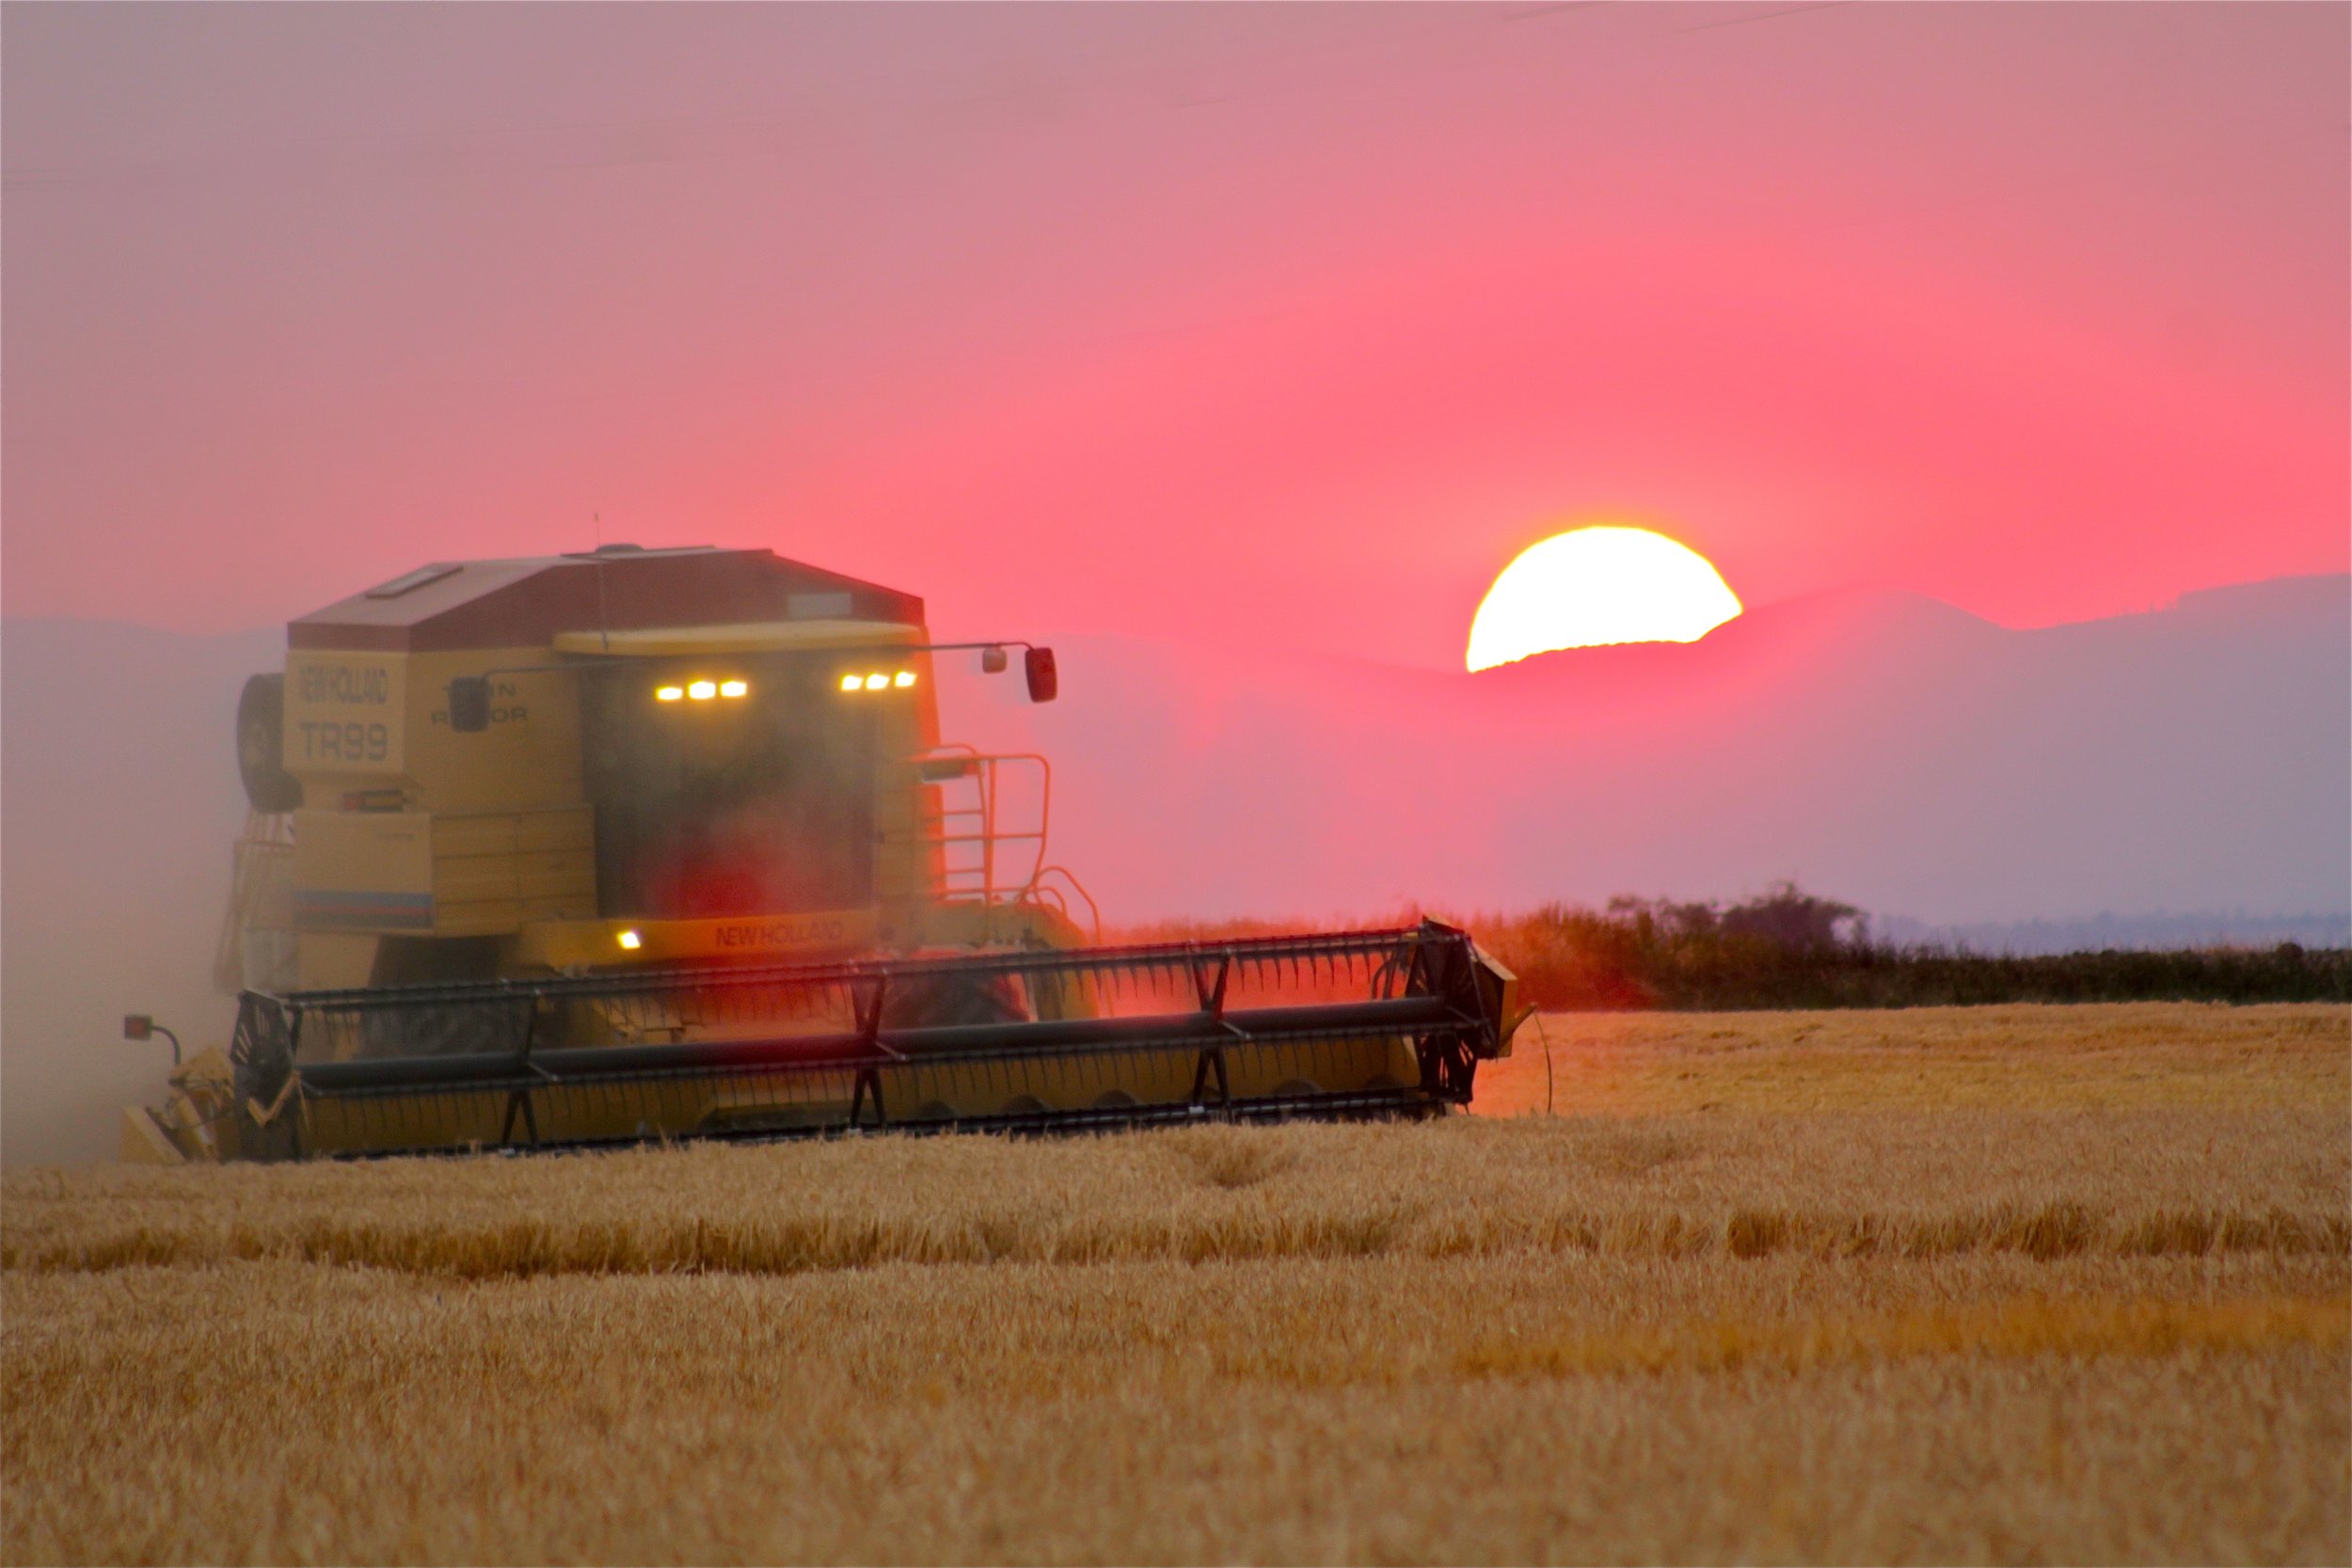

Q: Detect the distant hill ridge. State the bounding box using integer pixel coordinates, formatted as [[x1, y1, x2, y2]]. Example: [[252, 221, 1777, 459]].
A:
[[932, 571, 2349, 923], [1875, 910, 2352, 957]]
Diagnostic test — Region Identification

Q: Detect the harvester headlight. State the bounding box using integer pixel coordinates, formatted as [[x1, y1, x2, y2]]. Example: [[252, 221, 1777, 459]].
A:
[[840, 673, 862, 693], [655, 686, 684, 703], [863, 673, 888, 691], [893, 670, 916, 689], [688, 680, 718, 701], [617, 929, 643, 951], [719, 679, 748, 699]]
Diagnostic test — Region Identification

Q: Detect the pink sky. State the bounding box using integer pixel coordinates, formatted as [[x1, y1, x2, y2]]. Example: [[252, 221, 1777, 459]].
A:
[[5, 4, 2344, 669]]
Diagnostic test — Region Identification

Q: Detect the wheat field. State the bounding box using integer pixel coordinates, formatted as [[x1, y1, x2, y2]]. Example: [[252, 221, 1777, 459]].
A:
[[4, 1003, 2346, 1563]]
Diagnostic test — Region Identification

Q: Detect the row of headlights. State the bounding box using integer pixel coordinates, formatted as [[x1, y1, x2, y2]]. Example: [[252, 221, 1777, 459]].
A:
[[652, 669, 920, 704], [655, 679, 748, 702]]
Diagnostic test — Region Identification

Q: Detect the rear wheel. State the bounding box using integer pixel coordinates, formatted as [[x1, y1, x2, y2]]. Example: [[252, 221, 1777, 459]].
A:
[[236, 674, 303, 814]]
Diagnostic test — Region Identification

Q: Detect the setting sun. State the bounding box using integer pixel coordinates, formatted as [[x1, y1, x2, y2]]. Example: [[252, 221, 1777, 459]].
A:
[[1466, 526, 1742, 671]]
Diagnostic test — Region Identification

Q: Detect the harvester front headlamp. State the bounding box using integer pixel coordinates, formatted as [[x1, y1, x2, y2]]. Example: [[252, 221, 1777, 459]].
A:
[[839, 673, 863, 693], [659, 678, 745, 703], [893, 670, 916, 689], [617, 929, 643, 951], [839, 669, 917, 695]]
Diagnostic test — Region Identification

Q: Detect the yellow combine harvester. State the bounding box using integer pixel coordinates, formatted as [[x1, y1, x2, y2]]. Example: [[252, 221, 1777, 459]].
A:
[[125, 545, 1521, 1162]]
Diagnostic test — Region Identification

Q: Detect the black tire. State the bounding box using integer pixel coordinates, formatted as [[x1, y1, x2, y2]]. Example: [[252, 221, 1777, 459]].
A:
[[236, 673, 304, 814]]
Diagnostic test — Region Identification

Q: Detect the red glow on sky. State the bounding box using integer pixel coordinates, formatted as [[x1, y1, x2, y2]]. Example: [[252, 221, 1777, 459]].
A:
[[3, 5, 2344, 667]]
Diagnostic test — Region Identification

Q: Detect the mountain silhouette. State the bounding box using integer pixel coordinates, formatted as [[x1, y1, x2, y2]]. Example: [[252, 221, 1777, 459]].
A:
[[940, 576, 2350, 924]]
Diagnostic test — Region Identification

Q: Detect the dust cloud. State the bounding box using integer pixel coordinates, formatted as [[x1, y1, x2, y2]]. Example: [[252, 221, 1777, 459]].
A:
[[2, 619, 274, 1167]]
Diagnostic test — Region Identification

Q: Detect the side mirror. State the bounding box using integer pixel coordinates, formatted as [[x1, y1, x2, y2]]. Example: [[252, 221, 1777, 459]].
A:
[[1024, 647, 1057, 704], [448, 676, 492, 733]]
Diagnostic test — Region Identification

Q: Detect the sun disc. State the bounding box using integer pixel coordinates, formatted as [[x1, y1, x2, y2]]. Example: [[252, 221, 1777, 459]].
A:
[[1467, 526, 1740, 671]]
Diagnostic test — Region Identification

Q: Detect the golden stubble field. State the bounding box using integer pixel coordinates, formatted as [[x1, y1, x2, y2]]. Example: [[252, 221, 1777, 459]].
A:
[[4, 1002, 2346, 1564]]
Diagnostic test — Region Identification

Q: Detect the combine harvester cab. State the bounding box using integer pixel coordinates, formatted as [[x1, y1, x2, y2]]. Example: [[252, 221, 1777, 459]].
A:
[[127, 545, 1522, 1161]]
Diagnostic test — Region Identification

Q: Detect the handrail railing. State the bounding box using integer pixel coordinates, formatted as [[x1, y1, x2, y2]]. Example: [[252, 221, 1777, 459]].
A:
[[906, 746, 1104, 940], [916, 746, 1062, 907]]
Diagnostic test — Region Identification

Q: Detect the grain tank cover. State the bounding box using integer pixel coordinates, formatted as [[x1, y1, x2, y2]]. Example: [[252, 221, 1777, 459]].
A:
[[289, 546, 924, 652]]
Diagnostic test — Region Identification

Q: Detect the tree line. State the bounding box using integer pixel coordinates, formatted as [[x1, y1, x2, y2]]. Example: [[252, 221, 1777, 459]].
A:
[[1470, 884, 2352, 1009]]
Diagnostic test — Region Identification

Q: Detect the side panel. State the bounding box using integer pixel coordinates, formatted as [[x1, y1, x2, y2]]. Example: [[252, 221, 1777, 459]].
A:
[[292, 810, 433, 930], [403, 648, 586, 816], [280, 645, 587, 815], [283, 652, 406, 778], [431, 807, 598, 936], [289, 807, 598, 939]]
